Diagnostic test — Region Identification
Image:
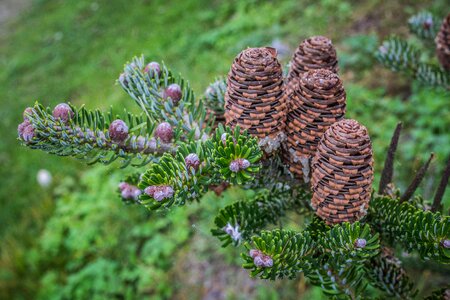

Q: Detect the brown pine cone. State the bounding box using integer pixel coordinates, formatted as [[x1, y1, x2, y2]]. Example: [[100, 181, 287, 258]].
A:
[[284, 69, 346, 179], [436, 13, 450, 71], [311, 119, 373, 225], [225, 47, 287, 141]]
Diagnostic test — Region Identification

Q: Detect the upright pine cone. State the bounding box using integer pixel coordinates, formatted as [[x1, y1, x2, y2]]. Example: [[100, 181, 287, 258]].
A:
[[288, 36, 338, 83], [311, 119, 373, 225], [435, 13, 450, 71], [225, 47, 286, 140], [284, 69, 346, 179]]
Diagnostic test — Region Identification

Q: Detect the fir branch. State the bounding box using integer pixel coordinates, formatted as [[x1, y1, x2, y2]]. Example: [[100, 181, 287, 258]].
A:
[[376, 37, 420, 74], [207, 124, 263, 185], [243, 223, 380, 298], [211, 185, 311, 246], [379, 122, 402, 195], [432, 156, 450, 212], [366, 248, 417, 299], [408, 11, 442, 40], [400, 153, 434, 203], [369, 196, 450, 263], [119, 56, 209, 140], [19, 103, 175, 167]]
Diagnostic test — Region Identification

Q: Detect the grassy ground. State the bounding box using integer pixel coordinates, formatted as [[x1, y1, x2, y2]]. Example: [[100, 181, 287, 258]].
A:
[[0, 0, 448, 299]]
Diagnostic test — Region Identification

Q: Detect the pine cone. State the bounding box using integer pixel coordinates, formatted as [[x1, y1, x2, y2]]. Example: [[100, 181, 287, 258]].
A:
[[311, 119, 373, 225], [287, 35, 338, 88], [436, 13, 450, 71], [284, 69, 346, 179], [225, 47, 287, 139]]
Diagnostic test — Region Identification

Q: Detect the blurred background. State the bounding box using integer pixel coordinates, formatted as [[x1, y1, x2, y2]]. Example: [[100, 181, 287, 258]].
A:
[[0, 0, 448, 299]]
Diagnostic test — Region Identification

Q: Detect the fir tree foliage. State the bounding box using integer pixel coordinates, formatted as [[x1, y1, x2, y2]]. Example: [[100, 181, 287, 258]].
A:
[[376, 11, 450, 88]]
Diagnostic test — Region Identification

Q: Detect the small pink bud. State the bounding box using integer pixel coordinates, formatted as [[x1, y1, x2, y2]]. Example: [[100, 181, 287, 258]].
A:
[[118, 182, 129, 191], [23, 107, 34, 120], [221, 133, 227, 145], [249, 249, 262, 259], [144, 185, 174, 202], [146, 137, 157, 150], [185, 153, 200, 171], [18, 120, 31, 138], [136, 136, 146, 149], [253, 256, 265, 267], [119, 73, 128, 87], [109, 119, 129, 143], [155, 122, 173, 143], [229, 160, 240, 173], [442, 239, 450, 249], [355, 238, 367, 248], [22, 125, 35, 142], [261, 255, 273, 267], [229, 158, 250, 172], [144, 62, 161, 76], [239, 159, 250, 169], [163, 83, 182, 104], [52, 103, 74, 123]]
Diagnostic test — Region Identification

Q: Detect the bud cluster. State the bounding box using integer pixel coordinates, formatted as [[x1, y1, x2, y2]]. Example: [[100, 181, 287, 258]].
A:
[[249, 249, 273, 268], [118, 182, 142, 201], [229, 158, 250, 173], [18, 107, 35, 142], [144, 185, 174, 201]]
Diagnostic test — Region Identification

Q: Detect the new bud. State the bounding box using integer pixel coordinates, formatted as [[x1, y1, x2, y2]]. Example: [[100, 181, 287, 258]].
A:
[[229, 160, 241, 173], [144, 62, 161, 76], [22, 124, 35, 142], [155, 122, 173, 143], [23, 107, 34, 120], [109, 119, 129, 143], [442, 239, 450, 249], [185, 153, 200, 171], [144, 185, 174, 202], [52, 103, 74, 123], [355, 238, 367, 248], [119, 72, 128, 87], [163, 83, 182, 104]]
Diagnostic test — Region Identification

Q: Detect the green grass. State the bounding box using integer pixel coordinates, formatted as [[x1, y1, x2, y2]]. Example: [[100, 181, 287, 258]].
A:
[[0, 0, 449, 298]]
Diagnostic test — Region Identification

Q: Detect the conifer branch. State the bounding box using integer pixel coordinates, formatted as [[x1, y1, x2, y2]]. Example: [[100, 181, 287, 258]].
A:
[[19, 103, 176, 167], [369, 196, 450, 263]]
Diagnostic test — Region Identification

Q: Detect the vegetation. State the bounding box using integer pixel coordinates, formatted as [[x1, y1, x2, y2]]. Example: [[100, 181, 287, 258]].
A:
[[1, 0, 449, 299]]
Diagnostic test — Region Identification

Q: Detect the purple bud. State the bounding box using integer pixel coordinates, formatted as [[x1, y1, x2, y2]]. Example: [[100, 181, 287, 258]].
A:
[[121, 184, 141, 200], [97, 131, 106, 141], [22, 125, 35, 142], [185, 153, 200, 171], [23, 107, 34, 120], [155, 122, 173, 143], [144, 185, 174, 202], [163, 83, 182, 104], [253, 256, 265, 267], [355, 238, 367, 248], [146, 137, 157, 150], [249, 249, 262, 259], [109, 119, 129, 143], [221, 133, 227, 145], [119, 73, 128, 87], [229, 160, 240, 173], [144, 186, 157, 197], [239, 159, 250, 170], [136, 136, 146, 149], [144, 62, 161, 76], [52, 103, 74, 123], [441, 239, 450, 249], [18, 120, 31, 138], [261, 255, 273, 267], [118, 182, 129, 191]]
